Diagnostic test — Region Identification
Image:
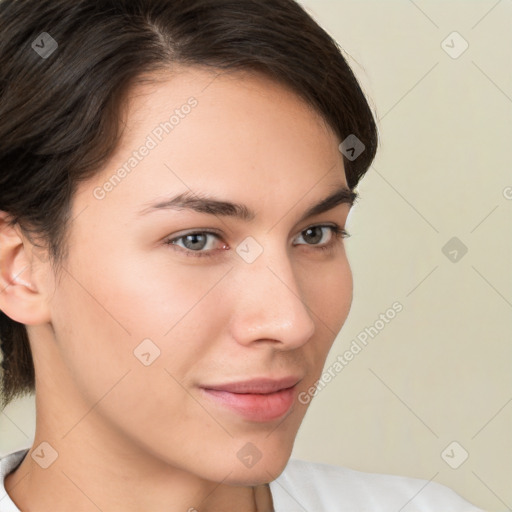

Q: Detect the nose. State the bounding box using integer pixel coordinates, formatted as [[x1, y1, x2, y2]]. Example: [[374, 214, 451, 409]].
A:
[[227, 243, 316, 350]]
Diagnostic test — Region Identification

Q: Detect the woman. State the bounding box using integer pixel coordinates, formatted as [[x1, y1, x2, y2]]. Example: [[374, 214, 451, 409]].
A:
[[0, 0, 484, 510]]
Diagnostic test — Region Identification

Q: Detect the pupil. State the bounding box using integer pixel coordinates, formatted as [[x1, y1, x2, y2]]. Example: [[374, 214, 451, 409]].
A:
[[305, 227, 322, 244], [185, 234, 206, 250]]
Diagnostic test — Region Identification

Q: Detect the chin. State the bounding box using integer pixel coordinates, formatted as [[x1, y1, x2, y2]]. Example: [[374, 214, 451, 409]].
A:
[[224, 454, 292, 486]]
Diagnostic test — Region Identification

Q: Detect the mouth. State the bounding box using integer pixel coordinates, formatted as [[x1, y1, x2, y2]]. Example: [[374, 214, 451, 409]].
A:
[[200, 376, 302, 422]]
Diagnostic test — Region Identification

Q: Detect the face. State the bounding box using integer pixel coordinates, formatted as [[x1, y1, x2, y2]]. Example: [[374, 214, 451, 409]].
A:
[[19, 67, 354, 485]]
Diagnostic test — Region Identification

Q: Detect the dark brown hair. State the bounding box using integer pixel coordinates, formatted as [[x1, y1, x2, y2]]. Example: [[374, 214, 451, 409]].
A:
[[0, 0, 378, 409]]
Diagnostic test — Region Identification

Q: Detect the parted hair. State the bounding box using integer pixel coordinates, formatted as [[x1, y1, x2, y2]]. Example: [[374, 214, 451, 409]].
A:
[[0, 0, 378, 409]]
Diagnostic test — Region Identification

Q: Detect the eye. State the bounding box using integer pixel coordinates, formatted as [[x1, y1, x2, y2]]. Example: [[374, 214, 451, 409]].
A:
[[164, 230, 226, 257], [164, 224, 350, 259], [293, 224, 349, 251]]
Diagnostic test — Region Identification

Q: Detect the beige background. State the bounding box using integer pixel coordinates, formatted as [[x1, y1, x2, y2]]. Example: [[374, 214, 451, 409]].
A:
[[1, 1, 511, 511]]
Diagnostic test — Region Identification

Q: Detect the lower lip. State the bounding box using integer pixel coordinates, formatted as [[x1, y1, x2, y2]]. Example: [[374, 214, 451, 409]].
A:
[[201, 386, 297, 422]]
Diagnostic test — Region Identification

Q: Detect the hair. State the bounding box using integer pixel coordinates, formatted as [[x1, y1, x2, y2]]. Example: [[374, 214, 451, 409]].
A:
[[0, 0, 378, 409]]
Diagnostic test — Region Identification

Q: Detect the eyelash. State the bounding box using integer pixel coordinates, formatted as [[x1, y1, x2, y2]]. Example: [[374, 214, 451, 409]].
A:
[[163, 224, 350, 259]]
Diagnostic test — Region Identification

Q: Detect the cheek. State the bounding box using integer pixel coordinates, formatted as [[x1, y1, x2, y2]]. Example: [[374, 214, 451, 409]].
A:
[[294, 256, 352, 380], [74, 252, 234, 391], [48, 254, 211, 449], [49, 250, 206, 401], [303, 255, 353, 335]]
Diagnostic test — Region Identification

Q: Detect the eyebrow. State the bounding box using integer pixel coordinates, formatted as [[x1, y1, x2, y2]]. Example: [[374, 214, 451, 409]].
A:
[[137, 185, 357, 224]]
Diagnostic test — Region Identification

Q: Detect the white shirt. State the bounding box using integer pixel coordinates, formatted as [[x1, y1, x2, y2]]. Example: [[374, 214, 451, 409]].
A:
[[0, 447, 485, 511]]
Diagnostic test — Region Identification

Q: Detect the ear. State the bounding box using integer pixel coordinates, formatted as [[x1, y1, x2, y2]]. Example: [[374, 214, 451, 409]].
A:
[[0, 211, 52, 325]]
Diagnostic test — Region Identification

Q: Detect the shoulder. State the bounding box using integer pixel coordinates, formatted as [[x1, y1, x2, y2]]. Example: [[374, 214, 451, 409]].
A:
[[269, 458, 485, 512], [0, 447, 29, 512], [0, 447, 28, 483]]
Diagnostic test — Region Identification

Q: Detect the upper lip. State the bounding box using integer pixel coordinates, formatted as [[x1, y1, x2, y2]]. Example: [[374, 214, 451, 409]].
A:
[[201, 376, 302, 394]]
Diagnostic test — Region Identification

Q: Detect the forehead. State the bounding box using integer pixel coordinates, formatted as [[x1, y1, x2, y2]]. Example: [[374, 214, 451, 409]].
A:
[[72, 66, 347, 223], [119, 65, 336, 150]]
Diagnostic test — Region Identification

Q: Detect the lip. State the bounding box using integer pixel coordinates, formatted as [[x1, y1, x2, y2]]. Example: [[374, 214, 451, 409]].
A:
[[202, 376, 302, 394], [200, 376, 302, 422]]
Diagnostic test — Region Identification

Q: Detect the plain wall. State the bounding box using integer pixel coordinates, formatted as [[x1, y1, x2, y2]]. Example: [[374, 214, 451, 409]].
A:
[[1, 1, 511, 511]]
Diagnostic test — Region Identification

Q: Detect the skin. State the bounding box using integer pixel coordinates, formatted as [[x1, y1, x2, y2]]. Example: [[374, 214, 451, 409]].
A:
[[0, 66, 354, 511]]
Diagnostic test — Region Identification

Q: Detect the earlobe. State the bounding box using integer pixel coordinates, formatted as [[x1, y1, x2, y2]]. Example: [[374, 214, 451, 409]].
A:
[[0, 212, 51, 325]]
